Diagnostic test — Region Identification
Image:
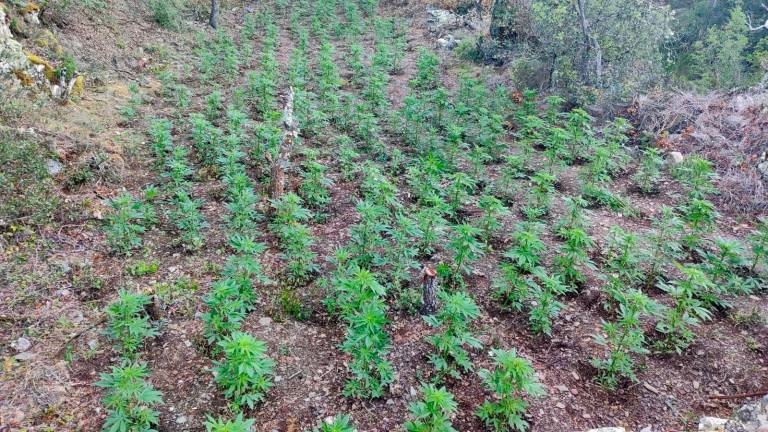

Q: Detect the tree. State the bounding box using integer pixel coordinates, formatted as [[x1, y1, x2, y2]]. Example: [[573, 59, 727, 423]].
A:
[[209, 0, 219, 29], [690, 4, 750, 88]]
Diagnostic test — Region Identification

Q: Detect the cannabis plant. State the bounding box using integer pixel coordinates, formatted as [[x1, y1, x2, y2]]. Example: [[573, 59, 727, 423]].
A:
[[494, 263, 531, 312], [553, 196, 589, 238], [204, 413, 255, 432], [476, 349, 545, 432], [170, 190, 207, 251], [632, 147, 664, 194], [300, 160, 333, 210], [202, 279, 247, 345], [591, 288, 659, 390], [341, 297, 394, 398], [415, 203, 449, 256], [748, 217, 768, 274], [554, 227, 596, 289], [105, 290, 157, 358], [277, 222, 319, 284], [348, 200, 390, 268], [223, 234, 271, 306], [699, 237, 747, 292], [105, 193, 147, 254], [477, 194, 510, 246], [681, 198, 718, 250], [96, 362, 163, 432], [522, 172, 555, 220], [655, 265, 714, 353], [527, 268, 568, 336], [446, 224, 484, 286], [213, 331, 275, 409], [603, 226, 646, 287], [404, 384, 458, 432], [646, 206, 685, 284], [425, 290, 482, 380], [312, 414, 357, 432], [505, 222, 546, 274]]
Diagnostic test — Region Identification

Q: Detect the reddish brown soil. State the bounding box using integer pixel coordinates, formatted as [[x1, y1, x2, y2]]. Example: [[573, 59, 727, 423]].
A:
[[1, 2, 766, 432]]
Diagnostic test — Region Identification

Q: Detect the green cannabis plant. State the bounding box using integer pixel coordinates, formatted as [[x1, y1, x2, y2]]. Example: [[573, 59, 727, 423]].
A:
[[105, 193, 148, 254], [213, 331, 275, 409], [204, 413, 255, 432], [425, 290, 482, 380], [404, 384, 458, 432], [476, 349, 545, 432], [105, 290, 157, 358], [96, 362, 163, 432]]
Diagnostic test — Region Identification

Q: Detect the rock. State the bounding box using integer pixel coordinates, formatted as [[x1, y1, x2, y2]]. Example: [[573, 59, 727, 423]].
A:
[[668, 151, 684, 165], [757, 160, 768, 179], [258, 317, 272, 326], [12, 336, 31, 352], [46, 159, 64, 175], [175, 415, 187, 424], [437, 34, 459, 50], [14, 351, 35, 361], [587, 428, 625, 432], [87, 339, 99, 350], [556, 402, 565, 409], [427, 7, 463, 33], [699, 417, 728, 432]]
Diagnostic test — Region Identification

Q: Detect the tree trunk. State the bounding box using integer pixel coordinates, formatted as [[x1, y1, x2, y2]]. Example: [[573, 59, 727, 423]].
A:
[[209, 0, 219, 29], [574, 0, 603, 87], [420, 267, 439, 316], [270, 88, 298, 201]]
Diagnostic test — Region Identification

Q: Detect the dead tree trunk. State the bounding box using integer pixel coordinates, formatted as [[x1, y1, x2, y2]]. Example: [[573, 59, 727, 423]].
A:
[[420, 266, 439, 316], [209, 0, 219, 29], [270, 87, 298, 201]]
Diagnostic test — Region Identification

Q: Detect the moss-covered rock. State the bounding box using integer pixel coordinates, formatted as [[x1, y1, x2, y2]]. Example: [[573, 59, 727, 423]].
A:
[[25, 52, 55, 81]]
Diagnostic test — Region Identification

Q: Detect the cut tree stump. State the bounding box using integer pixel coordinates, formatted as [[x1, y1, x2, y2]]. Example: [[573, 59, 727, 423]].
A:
[[270, 87, 298, 201], [420, 266, 439, 315]]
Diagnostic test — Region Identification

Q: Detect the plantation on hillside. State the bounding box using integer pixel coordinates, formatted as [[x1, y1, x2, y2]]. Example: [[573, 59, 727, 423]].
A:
[[1, 0, 767, 431]]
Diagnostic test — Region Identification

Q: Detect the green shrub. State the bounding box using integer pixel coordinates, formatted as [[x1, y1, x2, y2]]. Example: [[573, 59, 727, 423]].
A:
[[150, 0, 184, 30], [476, 349, 545, 432], [213, 332, 275, 409], [0, 131, 57, 225]]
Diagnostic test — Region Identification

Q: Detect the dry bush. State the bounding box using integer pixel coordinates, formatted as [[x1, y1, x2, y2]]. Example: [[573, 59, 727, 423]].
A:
[[634, 89, 768, 214]]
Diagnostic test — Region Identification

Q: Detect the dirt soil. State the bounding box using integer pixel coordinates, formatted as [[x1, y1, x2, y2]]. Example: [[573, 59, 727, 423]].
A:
[[1, 1, 767, 432]]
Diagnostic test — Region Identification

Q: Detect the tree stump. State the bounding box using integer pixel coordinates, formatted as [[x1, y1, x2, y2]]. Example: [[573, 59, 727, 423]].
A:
[[420, 266, 439, 316], [269, 87, 298, 201]]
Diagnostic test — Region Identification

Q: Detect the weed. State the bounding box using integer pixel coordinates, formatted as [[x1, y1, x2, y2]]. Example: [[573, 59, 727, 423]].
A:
[[96, 362, 163, 432], [312, 414, 357, 432], [425, 290, 482, 380], [476, 349, 545, 432], [105, 290, 157, 358], [126, 260, 159, 277], [213, 331, 275, 409], [591, 289, 660, 390], [204, 413, 255, 432], [404, 384, 458, 432], [655, 265, 714, 353]]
